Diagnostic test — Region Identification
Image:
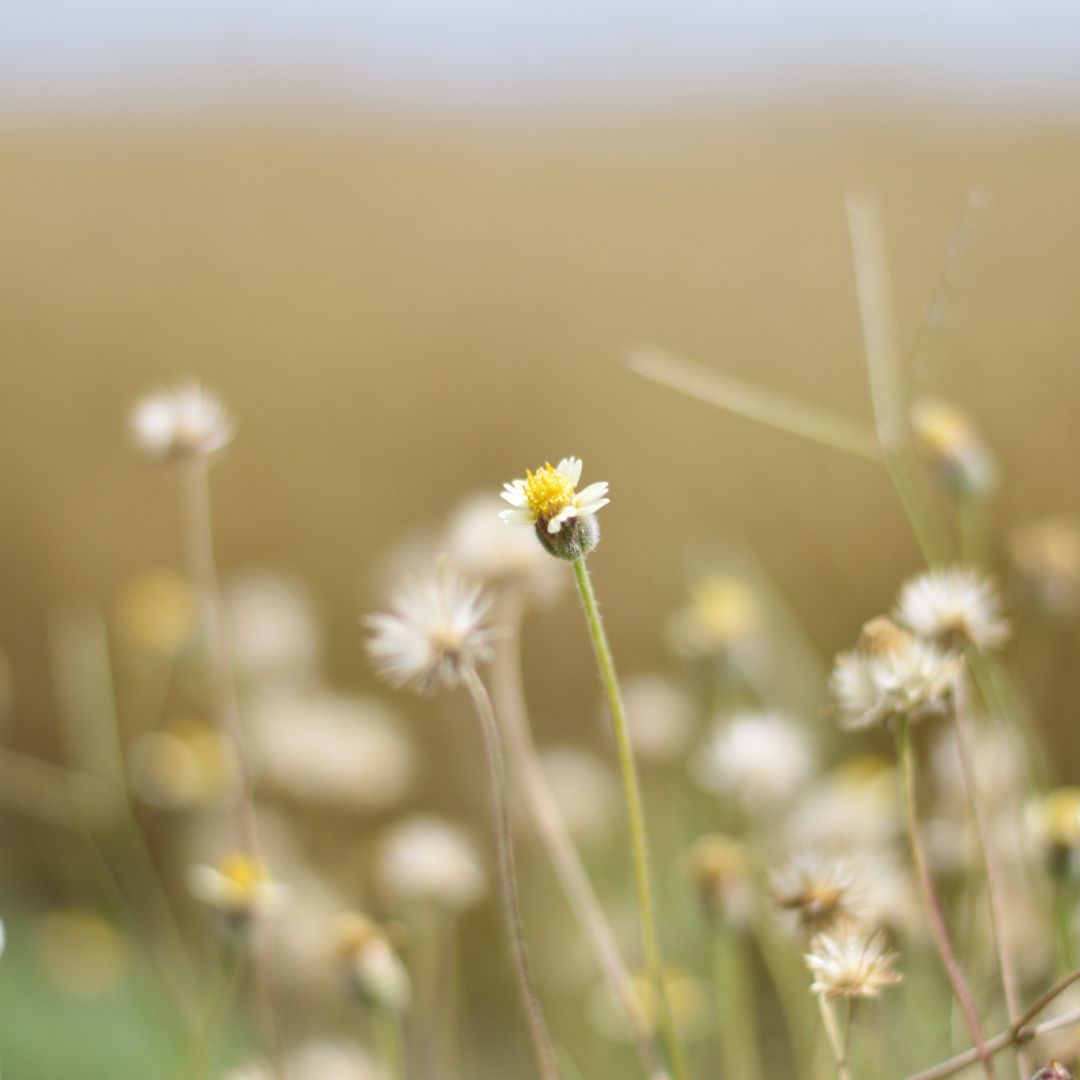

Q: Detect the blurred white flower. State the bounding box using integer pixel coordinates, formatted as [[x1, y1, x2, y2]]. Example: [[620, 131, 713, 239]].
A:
[[336, 913, 411, 1015], [685, 834, 755, 927], [376, 816, 487, 913], [910, 396, 998, 500], [129, 382, 234, 462], [894, 567, 1009, 652], [768, 852, 865, 937], [831, 618, 959, 731], [665, 573, 762, 660], [245, 690, 415, 811], [805, 922, 902, 1000], [230, 1040, 380, 1080], [693, 710, 815, 811], [615, 674, 698, 765], [224, 572, 321, 687], [366, 564, 494, 694], [187, 852, 289, 924], [128, 719, 240, 811], [536, 745, 621, 845], [445, 494, 563, 602], [1009, 515, 1080, 617], [786, 757, 900, 853]]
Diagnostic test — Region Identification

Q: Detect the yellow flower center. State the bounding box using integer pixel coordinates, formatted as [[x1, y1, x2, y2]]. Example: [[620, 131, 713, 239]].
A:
[[523, 463, 576, 521], [220, 853, 269, 897]]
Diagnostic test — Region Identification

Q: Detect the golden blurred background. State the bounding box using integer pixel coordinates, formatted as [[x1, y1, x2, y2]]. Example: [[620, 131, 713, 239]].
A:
[[3, 108, 1080, 735], [3, 85, 1080, 1077]]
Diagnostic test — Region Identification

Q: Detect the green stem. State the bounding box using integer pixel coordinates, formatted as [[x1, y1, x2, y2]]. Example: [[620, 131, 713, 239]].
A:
[[374, 1006, 407, 1080], [1055, 882, 1076, 974], [896, 718, 996, 1078], [571, 557, 689, 1080], [712, 926, 762, 1080]]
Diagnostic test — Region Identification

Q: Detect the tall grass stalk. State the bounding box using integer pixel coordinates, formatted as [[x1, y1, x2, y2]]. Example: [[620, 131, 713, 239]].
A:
[[490, 587, 669, 1078], [571, 556, 689, 1080]]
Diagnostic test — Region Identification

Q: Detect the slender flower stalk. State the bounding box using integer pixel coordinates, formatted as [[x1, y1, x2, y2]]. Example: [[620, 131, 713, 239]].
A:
[[461, 668, 561, 1080], [373, 1006, 407, 1080], [571, 557, 688, 1080], [712, 926, 762, 1080], [951, 675, 1028, 1079], [489, 588, 668, 1079], [817, 993, 852, 1080], [184, 461, 284, 1077], [131, 384, 282, 1078], [896, 717, 996, 1079], [906, 968, 1080, 1080]]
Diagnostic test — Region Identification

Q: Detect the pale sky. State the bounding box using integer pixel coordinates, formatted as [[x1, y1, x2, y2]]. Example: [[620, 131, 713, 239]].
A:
[[2, 1, 1079, 113]]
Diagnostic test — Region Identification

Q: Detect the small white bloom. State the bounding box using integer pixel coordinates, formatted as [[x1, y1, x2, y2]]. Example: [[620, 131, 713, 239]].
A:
[[244, 690, 415, 811], [129, 382, 234, 462], [786, 758, 901, 852], [445, 494, 564, 601], [376, 816, 487, 912], [500, 457, 609, 535], [1009, 515, 1080, 616], [616, 675, 699, 765], [831, 618, 960, 731], [693, 710, 815, 810], [336, 913, 411, 1015], [365, 564, 494, 694], [894, 567, 1009, 651], [536, 745, 622, 845], [187, 853, 289, 921], [224, 573, 321, 687], [805, 922, 902, 999]]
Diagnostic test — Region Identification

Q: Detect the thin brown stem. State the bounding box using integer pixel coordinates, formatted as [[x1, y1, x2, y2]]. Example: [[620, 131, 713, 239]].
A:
[[906, 968, 1080, 1080], [179, 457, 283, 1078], [462, 667, 560, 1080], [896, 717, 995, 1078], [952, 674, 1028, 1078], [489, 588, 668, 1079]]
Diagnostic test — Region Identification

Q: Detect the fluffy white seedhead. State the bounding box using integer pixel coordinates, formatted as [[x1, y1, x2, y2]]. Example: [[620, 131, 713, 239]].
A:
[[129, 382, 234, 462], [894, 567, 1009, 651], [805, 922, 902, 1000], [830, 619, 960, 731], [365, 564, 494, 695]]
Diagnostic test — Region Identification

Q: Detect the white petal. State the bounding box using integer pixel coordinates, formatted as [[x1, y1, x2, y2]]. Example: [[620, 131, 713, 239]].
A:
[[499, 507, 535, 525], [576, 481, 608, 503], [547, 507, 576, 534], [500, 489, 528, 507], [556, 457, 582, 486], [578, 497, 610, 516]]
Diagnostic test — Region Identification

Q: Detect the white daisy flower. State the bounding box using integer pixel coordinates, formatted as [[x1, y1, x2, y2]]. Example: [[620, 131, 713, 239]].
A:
[[376, 816, 487, 913], [187, 852, 289, 922], [894, 566, 1009, 651], [499, 457, 609, 535], [830, 618, 960, 731], [805, 922, 902, 999], [692, 710, 815, 811], [365, 564, 494, 695], [129, 382, 234, 462]]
